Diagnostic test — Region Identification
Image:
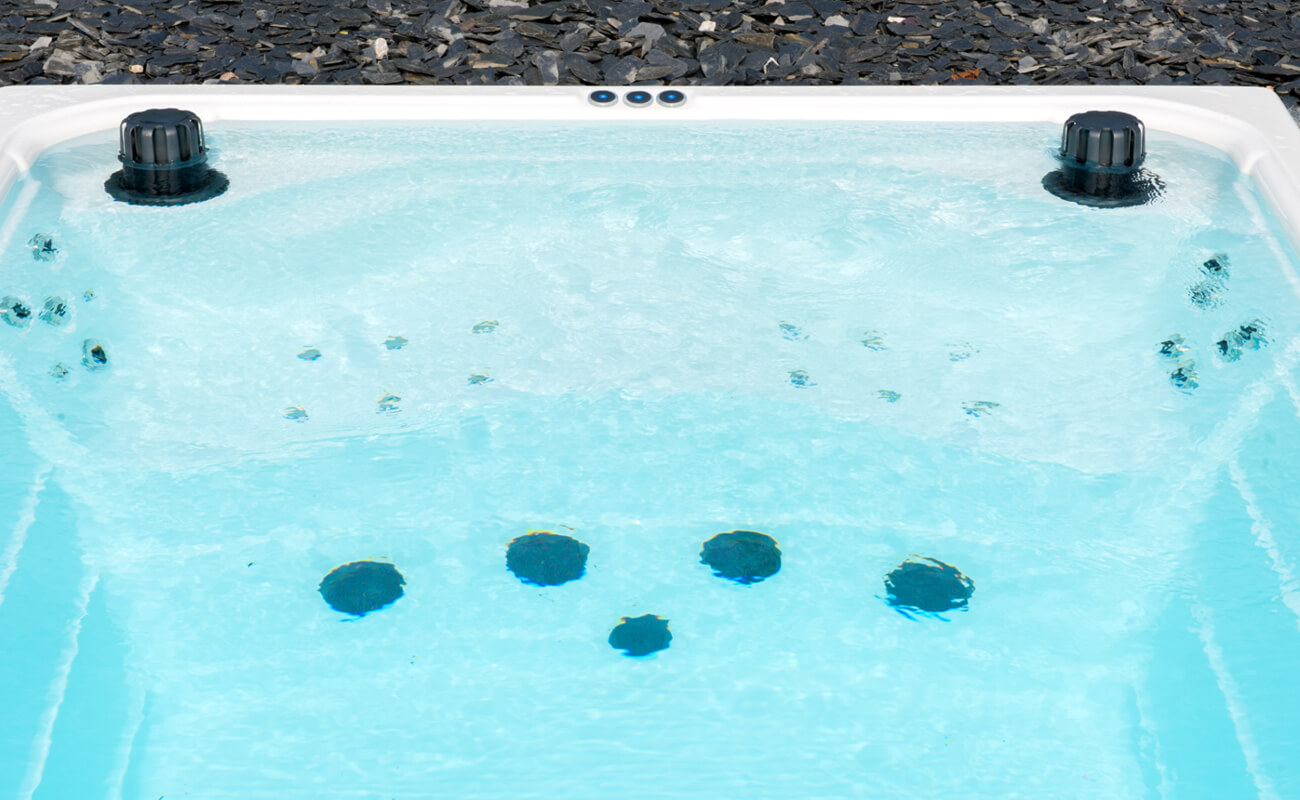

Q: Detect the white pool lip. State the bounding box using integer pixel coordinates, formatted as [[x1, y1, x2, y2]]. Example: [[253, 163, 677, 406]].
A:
[[2, 85, 1300, 253]]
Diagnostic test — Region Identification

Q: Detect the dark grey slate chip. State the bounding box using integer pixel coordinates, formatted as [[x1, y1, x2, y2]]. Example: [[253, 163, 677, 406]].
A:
[[608, 614, 672, 657], [509, 1, 565, 20], [634, 64, 674, 81], [734, 32, 775, 50], [698, 40, 747, 77], [319, 560, 406, 617], [326, 6, 371, 24], [562, 52, 603, 82], [493, 32, 525, 58], [605, 54, 641, 83], [531, 49, 560, 83], [148, 52, 198, 66], [516, 21, 559, 41], [558, 27, 586, 51], [701, 530, 781, 585], [644, 49, 689, 78], [362, 67, 404, 83], [506, 531, 590, 586], [884, 557, 974, 614]]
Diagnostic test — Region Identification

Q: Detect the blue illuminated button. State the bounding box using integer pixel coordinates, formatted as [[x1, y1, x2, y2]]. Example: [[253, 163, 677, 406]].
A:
[[624, 90, 653, 106], [657, 90, 686, 106], [588, 90, 617, 106]]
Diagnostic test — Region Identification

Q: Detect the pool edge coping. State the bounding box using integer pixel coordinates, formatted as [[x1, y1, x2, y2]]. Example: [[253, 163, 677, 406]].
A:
[[2, 85, 1300, 266]]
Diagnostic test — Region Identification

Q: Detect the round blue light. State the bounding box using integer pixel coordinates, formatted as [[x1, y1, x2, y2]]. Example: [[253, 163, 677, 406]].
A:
[[657, 90, 686, 106], [625, 91, 653, 106], [588, 90, 617, 106]]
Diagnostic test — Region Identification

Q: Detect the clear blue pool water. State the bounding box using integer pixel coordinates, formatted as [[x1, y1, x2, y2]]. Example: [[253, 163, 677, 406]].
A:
[[1, 121, 1299, 799]]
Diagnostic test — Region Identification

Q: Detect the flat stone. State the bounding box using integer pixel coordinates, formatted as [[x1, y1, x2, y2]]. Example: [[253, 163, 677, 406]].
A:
[[42, 48, 80, 76], [633, 63, 673, 80], [605, 53, 641, 82], [562, 51, 602, 81], [509, 1, 564, 20], [625, 21, 664, 41], [531, 48, 559, 83], [361, 66, 403, 83], [515, 21, 558, 41], [734, 32, 776, 49], [149, 51, 199, 66], [326, 6, 370, 24], [645, 48, 689, 78], [491, 32, 525, 58], [698, 39, 746, 76], [75, 60, 103, 82]]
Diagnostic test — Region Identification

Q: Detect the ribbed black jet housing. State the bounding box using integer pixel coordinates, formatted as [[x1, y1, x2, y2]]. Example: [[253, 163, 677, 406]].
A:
[[105, 108, 228, 206], [1043, 110, 1161, 208], [1060, 110, 1144, 192]]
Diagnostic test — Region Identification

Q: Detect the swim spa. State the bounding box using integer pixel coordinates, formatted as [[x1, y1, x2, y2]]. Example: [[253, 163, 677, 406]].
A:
[[2, 86, 1300, 799]]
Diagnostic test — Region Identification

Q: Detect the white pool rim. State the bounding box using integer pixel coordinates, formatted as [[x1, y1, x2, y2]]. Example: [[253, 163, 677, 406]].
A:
[[2, 85, 1300, 253]]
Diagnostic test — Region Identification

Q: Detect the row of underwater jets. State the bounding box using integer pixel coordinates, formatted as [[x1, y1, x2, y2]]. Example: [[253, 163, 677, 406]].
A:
[[1, 230, 992, 418], [283, 320, 1003, 419], [318, 530, 976, 657], [7, 234, 1265, 401], [1160, 252, 1267, 392], [2, 234, 110, 376]]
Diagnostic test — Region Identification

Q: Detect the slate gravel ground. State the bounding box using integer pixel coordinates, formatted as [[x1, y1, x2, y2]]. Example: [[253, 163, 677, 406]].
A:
[[0, 0, 1297, 119]]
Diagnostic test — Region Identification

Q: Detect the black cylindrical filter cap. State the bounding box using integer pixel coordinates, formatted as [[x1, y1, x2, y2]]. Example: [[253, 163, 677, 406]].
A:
[[1060, 110, 1145, 170], [1043, 110, 1160, 208], [106, 108, 228, 206]]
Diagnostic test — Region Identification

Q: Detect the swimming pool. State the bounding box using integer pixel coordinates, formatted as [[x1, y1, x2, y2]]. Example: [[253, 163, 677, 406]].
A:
[[2, 87, 1300, 799]]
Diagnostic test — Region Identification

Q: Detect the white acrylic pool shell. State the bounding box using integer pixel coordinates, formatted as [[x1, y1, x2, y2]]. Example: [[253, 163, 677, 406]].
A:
[[3, 87, 1300, 800]]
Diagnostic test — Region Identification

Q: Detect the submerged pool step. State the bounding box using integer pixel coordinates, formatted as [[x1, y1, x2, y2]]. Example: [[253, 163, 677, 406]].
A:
[[1138, 444, 1300, 800], [0, 477, 125, 800]]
